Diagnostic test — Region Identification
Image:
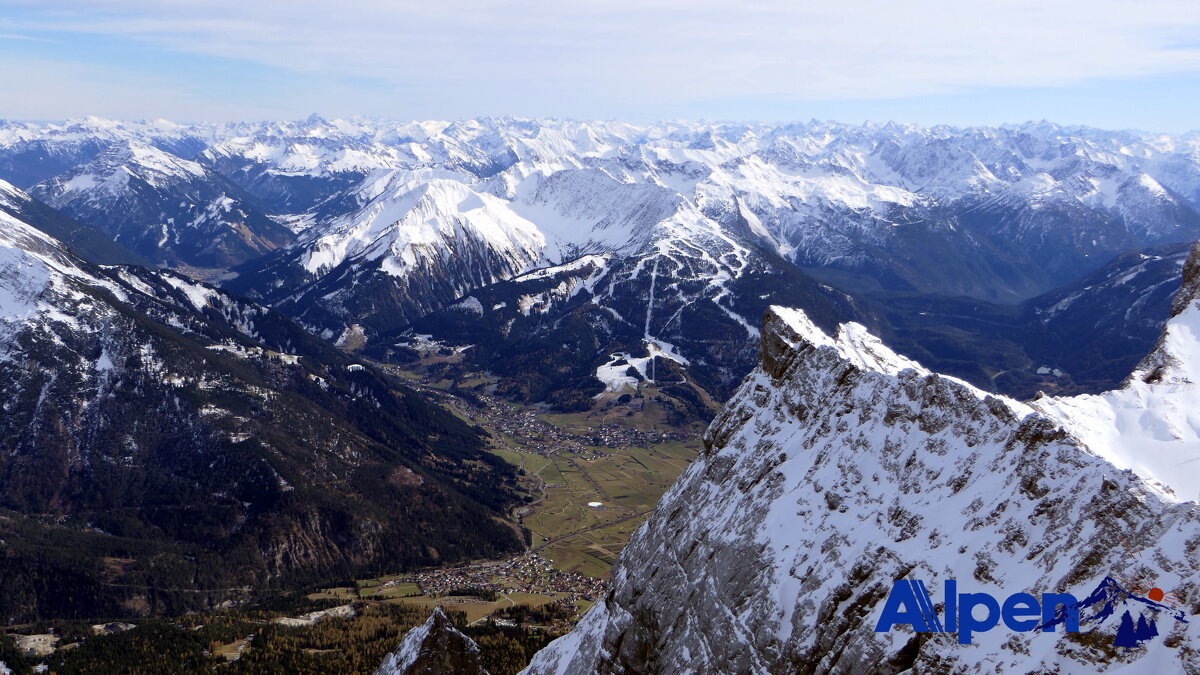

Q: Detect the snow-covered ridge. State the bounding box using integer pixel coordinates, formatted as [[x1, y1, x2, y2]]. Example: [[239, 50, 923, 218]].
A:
[[0, 209, 145, 367], [523, 253, 1200, 673], [298, 175, 545, 279], [0, 179, 27, 210], [0, 116, 209, 152], [772, 293, 1200, 501], [768, 307, 927, 379], [511, 253, 611, 283]]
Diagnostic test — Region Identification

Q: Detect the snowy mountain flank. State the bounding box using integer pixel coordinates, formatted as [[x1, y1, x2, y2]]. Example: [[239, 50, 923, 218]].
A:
[[226, 172, 549, 338], [521, 246, 1200, 674], [29, 140, 292, 268], [0, 200, 524, 621]]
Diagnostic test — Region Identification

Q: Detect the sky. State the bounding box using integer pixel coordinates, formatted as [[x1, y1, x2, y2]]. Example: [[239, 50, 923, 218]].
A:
[[1, 0, 1199, 131]]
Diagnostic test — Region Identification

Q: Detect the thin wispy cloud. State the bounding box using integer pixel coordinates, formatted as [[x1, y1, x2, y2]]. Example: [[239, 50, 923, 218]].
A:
[[2, 0, 1199, 127], [0, 31, 55, 42]]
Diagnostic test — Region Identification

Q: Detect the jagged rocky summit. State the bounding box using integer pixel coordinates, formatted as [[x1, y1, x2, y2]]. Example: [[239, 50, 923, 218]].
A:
[[520, 247, 1200, 673], [374, 607, 489, 675]]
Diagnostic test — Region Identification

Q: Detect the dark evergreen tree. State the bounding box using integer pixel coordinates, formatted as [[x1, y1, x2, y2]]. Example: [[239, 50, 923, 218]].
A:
[[1114, 611, 1138, 649], [1135, 614, 1154, 644]]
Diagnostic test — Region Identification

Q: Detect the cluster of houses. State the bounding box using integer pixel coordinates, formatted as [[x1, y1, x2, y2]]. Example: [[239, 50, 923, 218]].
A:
[[384, 553, 608, 603]]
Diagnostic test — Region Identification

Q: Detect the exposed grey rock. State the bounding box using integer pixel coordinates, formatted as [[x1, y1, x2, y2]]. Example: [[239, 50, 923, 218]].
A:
[[523, 251, 1200, 673]]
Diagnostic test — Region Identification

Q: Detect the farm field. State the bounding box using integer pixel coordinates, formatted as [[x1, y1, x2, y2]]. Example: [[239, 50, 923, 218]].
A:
[[386, 592, 570, 624], [509, 431, 701, 578]]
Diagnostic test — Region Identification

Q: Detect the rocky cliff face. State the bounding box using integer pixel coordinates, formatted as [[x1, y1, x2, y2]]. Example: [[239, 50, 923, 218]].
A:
[[522, 247, 1200, 674], [375, 608, 489, 675]]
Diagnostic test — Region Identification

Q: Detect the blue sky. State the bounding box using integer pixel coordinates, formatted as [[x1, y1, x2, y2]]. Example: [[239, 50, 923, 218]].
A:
[[2, 1, 1199, 131]]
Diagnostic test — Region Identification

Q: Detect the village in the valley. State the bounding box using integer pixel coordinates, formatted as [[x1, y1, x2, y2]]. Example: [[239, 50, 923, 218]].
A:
[[373, 553, 608, 611], [406, 373, 691, 458]]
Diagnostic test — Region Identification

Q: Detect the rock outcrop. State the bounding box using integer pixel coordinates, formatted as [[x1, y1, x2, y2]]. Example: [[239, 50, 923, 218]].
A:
[[375, 608, 489, 675], [522, 246, 1200, 673]]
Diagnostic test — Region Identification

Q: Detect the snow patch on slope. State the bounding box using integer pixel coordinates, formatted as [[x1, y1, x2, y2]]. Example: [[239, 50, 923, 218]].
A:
[[594, 340, 690, 393], [1032, 248, 1200, 502], [162, 274, 218, 311]]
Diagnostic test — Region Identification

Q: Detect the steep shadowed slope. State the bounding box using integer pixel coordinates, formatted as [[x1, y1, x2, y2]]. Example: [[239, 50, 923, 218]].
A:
[[0, 179, 144, 266], [0, 212, 523, 622], [29, 141, 292, 268]]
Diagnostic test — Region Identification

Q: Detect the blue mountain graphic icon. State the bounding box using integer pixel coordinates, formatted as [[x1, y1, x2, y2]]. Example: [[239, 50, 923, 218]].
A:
[[1037, 576, 1187, 647]]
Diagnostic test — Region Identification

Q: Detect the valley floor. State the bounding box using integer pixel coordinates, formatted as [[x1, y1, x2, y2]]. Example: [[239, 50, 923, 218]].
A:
[[0, 362, 705, 674], [389, 361, 705, 579]]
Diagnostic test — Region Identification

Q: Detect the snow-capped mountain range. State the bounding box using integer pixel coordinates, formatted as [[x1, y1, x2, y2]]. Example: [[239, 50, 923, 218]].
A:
[[521, 243, 1200, 674], [213, 118, 1200, 339], [2, 116, 1199, 409], [5, 117, 1198, 291]]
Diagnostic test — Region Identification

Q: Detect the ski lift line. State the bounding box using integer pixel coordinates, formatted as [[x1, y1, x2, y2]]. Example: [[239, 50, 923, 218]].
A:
[[644, 255, 660, 340]]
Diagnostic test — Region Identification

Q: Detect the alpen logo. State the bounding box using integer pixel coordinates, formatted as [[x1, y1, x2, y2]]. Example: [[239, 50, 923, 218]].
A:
[[874, 579, 1079, 645], [876, 570, 1189, 648], [1114, 537, 1184, 611]]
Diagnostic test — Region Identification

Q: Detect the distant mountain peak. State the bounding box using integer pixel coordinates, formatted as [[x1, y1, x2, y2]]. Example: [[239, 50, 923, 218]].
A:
[[304, 112, 329, 126]]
